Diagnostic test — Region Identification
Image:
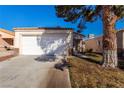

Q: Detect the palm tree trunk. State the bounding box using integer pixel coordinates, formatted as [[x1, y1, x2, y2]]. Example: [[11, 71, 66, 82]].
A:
[[102, 5, 118, 68]]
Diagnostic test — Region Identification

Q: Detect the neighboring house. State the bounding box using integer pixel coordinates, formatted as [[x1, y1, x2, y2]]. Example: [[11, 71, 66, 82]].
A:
[[14, 27, 83, 56], [0, 28, 15, 51], [85, 30, 124, 56], [85, 36, 103, 53], [117, 30, 124, 56]]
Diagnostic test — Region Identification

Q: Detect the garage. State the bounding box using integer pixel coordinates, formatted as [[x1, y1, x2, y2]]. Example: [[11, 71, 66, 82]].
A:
[[21, 35, 42, 55], [14, 27, 73, 56], [21, 33, 68, 55]]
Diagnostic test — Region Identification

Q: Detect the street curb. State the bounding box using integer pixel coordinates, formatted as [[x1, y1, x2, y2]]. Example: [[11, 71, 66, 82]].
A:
[[66, 69, 72, 88]]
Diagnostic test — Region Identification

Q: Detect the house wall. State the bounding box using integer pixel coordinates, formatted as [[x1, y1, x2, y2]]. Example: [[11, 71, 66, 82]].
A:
[[14, 29, 73, 56], [117, 30, 123, 53], [85, 30, 124, 55], [85, 36, 103, 53]]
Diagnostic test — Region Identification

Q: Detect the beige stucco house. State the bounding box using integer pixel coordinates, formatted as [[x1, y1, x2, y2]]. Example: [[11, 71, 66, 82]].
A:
[[85, 30, 124, 56], [14, 27, 73, 56], [0, 28, 15, 51], [14, 27, 83, 56], [0, 27, 83, 56], [85, 36, 103, 53]]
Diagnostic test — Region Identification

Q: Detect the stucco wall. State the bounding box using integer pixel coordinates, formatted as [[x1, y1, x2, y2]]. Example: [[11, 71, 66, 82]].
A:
[[85, 36, 103, 53], [14, 29, 73, 56], [117, 31, 123, 53], [85, 30, 124, 53]]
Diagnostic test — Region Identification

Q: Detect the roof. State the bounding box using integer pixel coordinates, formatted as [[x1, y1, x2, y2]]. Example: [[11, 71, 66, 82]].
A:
[[0, 28, 15, 36], [117, 29, 124, 33], [84, 35, 103, 41], [13, 27, 73, 30]]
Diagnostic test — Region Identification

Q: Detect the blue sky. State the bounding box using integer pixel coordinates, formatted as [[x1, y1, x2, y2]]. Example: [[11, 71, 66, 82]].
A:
[[0, 5, 124, 37]]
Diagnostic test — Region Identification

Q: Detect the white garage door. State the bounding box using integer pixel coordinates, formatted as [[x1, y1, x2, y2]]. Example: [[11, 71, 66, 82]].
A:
[[21, 33, 68, 55]]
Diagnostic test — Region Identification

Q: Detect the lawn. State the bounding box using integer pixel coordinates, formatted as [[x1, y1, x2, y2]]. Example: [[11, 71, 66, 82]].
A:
[[68, 53, 124, 88]]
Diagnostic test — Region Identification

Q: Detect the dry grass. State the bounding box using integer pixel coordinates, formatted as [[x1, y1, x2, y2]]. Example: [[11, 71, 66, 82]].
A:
[[68, 53, 124, 88]]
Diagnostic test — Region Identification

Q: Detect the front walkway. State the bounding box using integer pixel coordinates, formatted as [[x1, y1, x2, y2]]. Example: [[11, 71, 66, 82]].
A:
[[0, 55, 71, 88]]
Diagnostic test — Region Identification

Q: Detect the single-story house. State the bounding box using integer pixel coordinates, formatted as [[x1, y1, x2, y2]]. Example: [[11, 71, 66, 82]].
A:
[[85, 35, 103, 53], [14, 27, 84, 56], [85, 30, 124, 56], [0, 28, 15, 51]]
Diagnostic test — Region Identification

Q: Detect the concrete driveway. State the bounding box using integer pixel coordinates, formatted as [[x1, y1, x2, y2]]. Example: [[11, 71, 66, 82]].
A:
[[0, 56, 71, 88]]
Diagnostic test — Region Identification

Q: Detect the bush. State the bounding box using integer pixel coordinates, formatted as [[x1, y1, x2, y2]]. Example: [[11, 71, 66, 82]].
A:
[[86, 48, 93, 53]]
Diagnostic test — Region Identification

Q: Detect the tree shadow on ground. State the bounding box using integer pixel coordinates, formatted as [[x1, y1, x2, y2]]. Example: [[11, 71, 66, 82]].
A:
[[54, 59, 71, 71], [74, 54, 102, 65], [85, 53, 100, 57], [34, 55, 56, 62], [75, 53, 124, 70]]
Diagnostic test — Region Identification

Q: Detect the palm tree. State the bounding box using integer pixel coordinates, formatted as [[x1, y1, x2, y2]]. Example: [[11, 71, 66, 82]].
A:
[[55, 5, 124, 68]]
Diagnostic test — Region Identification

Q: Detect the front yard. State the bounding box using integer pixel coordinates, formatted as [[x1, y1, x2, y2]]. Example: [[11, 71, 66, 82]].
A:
[[68, 53, 124, 88]]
